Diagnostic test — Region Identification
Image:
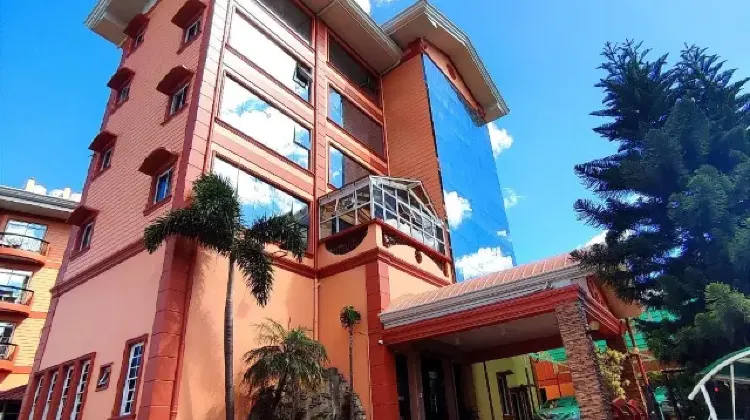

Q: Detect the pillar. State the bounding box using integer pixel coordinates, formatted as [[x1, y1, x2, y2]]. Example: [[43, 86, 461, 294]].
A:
[[607, 335, 646, 409], [555, 301, 612, 419]]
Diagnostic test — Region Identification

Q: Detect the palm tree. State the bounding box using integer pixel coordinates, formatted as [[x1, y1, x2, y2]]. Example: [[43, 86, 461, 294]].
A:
[[339, 305, 361, 420], [244, 319, 328, 418], [144, 174, 306, 420]]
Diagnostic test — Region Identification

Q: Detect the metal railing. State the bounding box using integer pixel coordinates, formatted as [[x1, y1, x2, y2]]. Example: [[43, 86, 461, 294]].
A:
[[0, 343, 17, 361], [0, 232, 49, 255], [0, 285, 33, 306]]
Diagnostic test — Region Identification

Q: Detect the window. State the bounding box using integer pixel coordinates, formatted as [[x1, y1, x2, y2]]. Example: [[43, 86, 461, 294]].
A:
[[213, 157, 309, 244], [40, 370, 58, 420], [153, 168, 173, 203], [54, 366, 75, 420], [70, 361, 91, 420], [116, 81, 131, 105], [328, 36, 379, 103], [256, 0, 311, 44], [0, 323, 15, 361], [119, 342, 144, 415], [496, 373, 511, 415], [229, 15, 311, 101], [0, 269, 31, 305], [170, 84, 188, 115], [219, 77, 311, 169], [183, 18, 201, 44], [79, 222, 94, 251], [100, 148, 113, 170], [28, 377, 43, 420], [96, 364, 112, 391], [329, 146, 372, 189], [2, 220, 47, 253], [328, 88, 384, 156], [132, 27, 146, 50]]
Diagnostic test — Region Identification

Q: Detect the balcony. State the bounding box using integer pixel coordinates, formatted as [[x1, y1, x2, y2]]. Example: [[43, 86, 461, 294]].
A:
[[0, 286, 33, 317], [0, 233, 49, 265], [0, 343, 18, 373]]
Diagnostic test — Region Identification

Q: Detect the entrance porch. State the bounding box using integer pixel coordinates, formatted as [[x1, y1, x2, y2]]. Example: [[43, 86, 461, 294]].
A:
[[372, 254, 636, 420]]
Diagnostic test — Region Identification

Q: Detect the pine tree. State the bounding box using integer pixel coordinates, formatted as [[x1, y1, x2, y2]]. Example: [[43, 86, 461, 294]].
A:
[[572, 41, 750, 371]]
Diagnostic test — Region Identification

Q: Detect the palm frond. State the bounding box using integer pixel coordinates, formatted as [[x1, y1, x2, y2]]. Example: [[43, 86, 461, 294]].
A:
[[233, 233, 275, 306], [247, 214, 307, 261], [339, 306, 362, 330]]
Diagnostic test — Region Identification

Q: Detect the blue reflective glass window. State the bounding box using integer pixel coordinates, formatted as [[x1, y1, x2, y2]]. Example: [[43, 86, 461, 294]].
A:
[[154, 169, 172, 203], [327, 88, 383, 156], [229, 15, 311, 101], [256, 0, 312, 44], [220, 77, 310, 169], [213, 157, 309, 244], [328, 146, 371, 189], [328, 36, 379, 104]]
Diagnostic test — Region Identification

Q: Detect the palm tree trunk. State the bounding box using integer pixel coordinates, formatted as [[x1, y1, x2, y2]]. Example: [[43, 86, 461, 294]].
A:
[[271, 370, 289, 416], [349, 330, 354, 420], [225, 255, 236, 420]]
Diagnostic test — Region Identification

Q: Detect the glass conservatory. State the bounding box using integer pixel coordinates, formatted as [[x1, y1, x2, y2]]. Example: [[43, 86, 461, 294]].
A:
[[319, 176, 446, 253]]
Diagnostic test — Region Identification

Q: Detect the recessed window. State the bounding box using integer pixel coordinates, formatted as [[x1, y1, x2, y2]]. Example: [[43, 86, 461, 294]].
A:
[[116, 81, 131, 104], [96, 364, 112, 391], [154, 168, 173, 203], [133, 28, 146, 49], [328, 88, 384, 156], [100, 148, 113, 170], [184, 18, 201, 44], [40, 370, 58, 420], [219, 77, 311, 168], [119, 342, 144, 416], [79, 222, 94, 251], [256, 0, 312, 44], [329, 36, 379, 104], [55, 365, 75, 420], [70, 361, 91, 420], [229, 15, 311, 101], [329, 146, 372, 189], [2, 219, 47, 253], [28, 376, 43, 420], [170, 84, 188, 115]]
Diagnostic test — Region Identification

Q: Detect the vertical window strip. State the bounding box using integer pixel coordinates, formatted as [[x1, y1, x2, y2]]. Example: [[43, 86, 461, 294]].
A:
[[69, 361, 90, 420], [54, 366, 75, 420], [28, 377, 43, 420], [40, 370, 58, 420], [119, 342, 144, 415]]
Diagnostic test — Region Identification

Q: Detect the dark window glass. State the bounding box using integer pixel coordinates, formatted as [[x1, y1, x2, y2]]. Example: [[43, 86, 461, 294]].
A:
[[328, 37, 379, 103], [80, 222, 94, 250], [329, 146, 371, 188], [229, 15, 311, 101], [101, 148, 113, 169], [132, 28, 145, 49], [117, 82, 130, 104], [184, 19, 201, 43], [170, 85, 188, 115], [220, 77, 310, 168], [213, 157, 309, 245], [328, 88, 383, 156], [256, 0, 311, 44]]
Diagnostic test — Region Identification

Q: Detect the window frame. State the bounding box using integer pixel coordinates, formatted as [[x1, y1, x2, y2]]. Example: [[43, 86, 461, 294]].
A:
[[254, 0, 314, 47], [115, 80, 131, 105], [183, 17, 201, 45], [100, 147, 114, 171], [327, 32, 381, 106], [112, 335, 148, 419], [496, 372, 512, 415], [95, 363, 113, 392], [153, 167, 173, 204], [131, 27, 146, 51], [27, 375, 44, 420], [328, 144, 373, 189], [327, 86, 385, 157], [53, 364, 76, 420], [169, 83, 189, 116], [78, 221, 95, 252]]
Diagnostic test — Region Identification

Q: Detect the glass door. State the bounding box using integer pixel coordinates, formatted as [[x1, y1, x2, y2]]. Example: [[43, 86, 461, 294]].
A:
[[421, 357, 447, 420]]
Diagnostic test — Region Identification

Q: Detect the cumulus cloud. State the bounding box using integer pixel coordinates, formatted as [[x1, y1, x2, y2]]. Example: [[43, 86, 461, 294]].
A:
[[497, 230, 509, 238], [585, 231, 607, 247], [353, 0, 371, 13], [502, 188, 522, 209], [488, 123, 513, 157], [455, 247, 514, 279], [443, 190, 472, 228]]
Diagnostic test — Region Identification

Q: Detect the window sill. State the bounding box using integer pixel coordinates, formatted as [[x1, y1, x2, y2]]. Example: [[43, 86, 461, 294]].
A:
[[95, 385, 109, 392], [69, 246, 91, 262], [143, 195, 172, 216], [177, 32, 201, 54], [108, 415, 135, 420], [162, 104, 189, 125], [90, 166, 111, 182]]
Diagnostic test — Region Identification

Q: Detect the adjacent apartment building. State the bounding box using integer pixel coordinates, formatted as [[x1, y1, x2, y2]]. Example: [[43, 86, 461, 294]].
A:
[[20, 1, 641, 419], [0, 181, 77, 418]]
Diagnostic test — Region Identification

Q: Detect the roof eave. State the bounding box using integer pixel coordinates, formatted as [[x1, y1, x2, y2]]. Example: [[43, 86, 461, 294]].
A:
[[0, 186, 78, 220]]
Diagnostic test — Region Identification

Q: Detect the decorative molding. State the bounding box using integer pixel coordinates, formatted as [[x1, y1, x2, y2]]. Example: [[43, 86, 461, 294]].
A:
[[324, 227, 368, 255]]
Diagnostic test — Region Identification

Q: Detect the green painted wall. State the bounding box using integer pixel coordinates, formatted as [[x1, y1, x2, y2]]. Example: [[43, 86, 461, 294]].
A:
[[471, 356, 540, 420]]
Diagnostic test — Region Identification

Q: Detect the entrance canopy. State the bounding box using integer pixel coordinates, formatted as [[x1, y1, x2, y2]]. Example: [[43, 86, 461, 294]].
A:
[[379, 253, 623, 362]]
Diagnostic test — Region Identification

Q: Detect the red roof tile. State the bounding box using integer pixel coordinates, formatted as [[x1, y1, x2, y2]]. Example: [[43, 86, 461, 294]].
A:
[[383, 253, 578, 313], [0, 385, 25, 401]]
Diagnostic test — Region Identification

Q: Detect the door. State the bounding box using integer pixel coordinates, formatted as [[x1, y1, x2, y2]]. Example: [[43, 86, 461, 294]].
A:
[[509, 387, 533, 420], [395, 354, 412, 420], [421, 357, 447, 420]]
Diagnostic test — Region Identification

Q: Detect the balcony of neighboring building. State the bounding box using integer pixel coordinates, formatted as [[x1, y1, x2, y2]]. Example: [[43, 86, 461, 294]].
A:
[[0, 343, 18, 373], [0, 286, 33, 317], [0, 233, 48, 265], [317, 176, 454, 284]]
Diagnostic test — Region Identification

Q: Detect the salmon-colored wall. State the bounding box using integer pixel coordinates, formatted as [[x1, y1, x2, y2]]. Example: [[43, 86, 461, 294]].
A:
[[40, 248, 164, 419], [381, 56, 444, 218], [318, 266, 371, 416], [387, 267, 440, 301], [63, 0, 203, 281], [176, 250, 315, 420]]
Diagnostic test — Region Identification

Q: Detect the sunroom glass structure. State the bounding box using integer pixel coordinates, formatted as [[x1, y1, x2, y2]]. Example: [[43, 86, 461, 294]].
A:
[[319, 176, 446, 253]]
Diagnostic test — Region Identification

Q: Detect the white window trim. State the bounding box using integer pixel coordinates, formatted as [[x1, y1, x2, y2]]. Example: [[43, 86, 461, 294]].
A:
[[133, 28, 146, 49], [169, 84, 188, 115], [40, 370, 58, 420], [54, 366, 75, 420], [119, 342, 144, 415], [184, 19, 201, 43], [154, 168, 173, 203], [28, 377, 43, 420], [79, 223, 94, 251], [101, 148, 113, 170], [69, 360, 90, 420]]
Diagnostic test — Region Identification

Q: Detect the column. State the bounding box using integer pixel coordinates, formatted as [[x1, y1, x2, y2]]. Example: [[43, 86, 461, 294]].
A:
[[555, 301, 612, 419]]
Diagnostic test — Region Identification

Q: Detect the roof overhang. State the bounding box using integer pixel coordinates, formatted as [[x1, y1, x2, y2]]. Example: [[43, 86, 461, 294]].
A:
[[298, 0, 402, 74], [382, 1, 509, 122], [0, 186, 77, 220], [84, 0, 157, 46]]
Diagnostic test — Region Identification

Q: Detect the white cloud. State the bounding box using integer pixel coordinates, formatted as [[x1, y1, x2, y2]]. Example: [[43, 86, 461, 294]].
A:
[[353, 0, 371, 13], [455, 247, 514, 279], [585, 231, 607, 247], [497, 230, 508, 238], [502, 188, 522, 209], [443, 191, 472, 228], [488, 123, 513, 158]]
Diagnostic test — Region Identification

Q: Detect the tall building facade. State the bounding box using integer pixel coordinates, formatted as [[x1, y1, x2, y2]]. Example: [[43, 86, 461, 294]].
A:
[[19, 1, 635, 420], [0, 182, 77, 418]]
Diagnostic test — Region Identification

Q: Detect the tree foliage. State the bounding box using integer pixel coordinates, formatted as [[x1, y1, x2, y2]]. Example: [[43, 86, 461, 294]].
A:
[[572, 40, 750, 370], [597, 347, 628, 401]]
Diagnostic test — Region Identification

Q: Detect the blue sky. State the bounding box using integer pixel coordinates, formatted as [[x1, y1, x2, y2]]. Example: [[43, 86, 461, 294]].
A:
[[1, 0, 748, 264]]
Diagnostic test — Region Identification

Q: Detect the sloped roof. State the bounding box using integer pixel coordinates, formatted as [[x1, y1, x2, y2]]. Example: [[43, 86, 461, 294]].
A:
[[0, 385, 25, 401], [383, 253, 578, 315]]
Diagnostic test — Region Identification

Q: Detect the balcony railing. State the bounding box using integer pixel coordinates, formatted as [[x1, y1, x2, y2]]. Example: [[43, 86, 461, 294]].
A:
[[0, 232, 49, 256], [0, 285, 33, 306], [0, 343, 17, 361]]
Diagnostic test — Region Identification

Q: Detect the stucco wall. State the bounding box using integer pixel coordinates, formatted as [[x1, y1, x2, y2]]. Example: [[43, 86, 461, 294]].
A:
[[472, 356, 539, 419], [177, 250, 315, 420]]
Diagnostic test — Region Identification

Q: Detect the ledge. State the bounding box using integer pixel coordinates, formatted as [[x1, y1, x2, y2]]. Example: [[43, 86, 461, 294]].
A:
[[0, 245, 46, 266]]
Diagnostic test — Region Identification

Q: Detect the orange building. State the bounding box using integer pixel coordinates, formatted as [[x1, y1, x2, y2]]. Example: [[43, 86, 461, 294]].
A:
[[0, 181, 78, 418], [21, 1, 646, 419]]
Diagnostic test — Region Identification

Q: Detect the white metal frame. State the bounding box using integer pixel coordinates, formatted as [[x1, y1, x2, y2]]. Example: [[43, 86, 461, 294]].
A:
[[119, 342, 144, 415], [688, 347, 750, 420]]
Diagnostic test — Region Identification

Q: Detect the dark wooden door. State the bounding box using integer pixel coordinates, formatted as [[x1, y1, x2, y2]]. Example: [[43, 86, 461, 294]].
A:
[[422, 357, 448, 420]]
